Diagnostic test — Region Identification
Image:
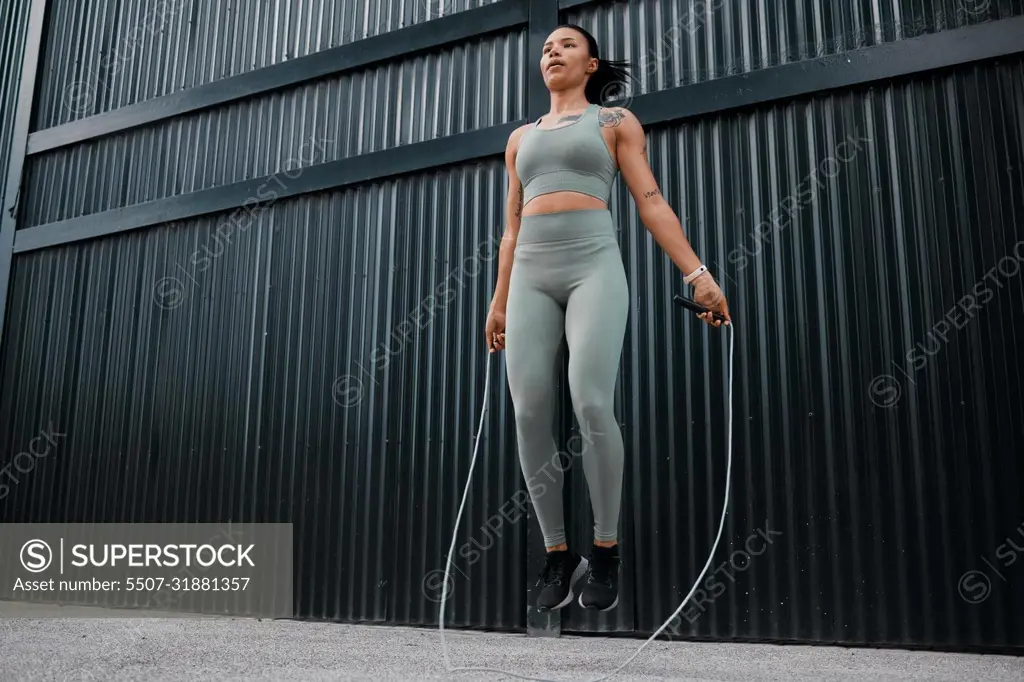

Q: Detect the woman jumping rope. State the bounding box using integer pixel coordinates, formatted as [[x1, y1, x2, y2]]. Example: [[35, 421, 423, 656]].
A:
[[484, 24, 732, 613]]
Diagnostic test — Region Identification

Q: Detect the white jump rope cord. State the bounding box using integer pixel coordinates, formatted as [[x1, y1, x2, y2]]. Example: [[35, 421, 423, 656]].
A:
[[440, 323, 734, 682]]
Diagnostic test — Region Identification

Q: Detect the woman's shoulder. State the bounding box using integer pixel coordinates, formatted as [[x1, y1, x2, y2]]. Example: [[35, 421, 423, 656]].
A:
[[505, 121, 535, 154], [509, 121, 535, 141], [596, 106, 639, 129]]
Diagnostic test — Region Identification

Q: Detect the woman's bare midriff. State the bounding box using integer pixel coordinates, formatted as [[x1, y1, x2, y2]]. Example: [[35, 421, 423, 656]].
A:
[[522, 191, 607, 217]]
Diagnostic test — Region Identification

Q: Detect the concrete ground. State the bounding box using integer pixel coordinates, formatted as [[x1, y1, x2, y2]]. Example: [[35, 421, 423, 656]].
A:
[[0, 604, 1021, 682]]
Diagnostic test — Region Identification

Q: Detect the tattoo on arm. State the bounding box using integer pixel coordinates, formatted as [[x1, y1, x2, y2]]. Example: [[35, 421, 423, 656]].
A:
[[643, 189, 661, 200], [598, 108, 625, 128], [515, 184, 523, 218]]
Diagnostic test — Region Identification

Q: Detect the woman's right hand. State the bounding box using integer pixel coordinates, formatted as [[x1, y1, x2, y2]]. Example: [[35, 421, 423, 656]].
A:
[[692, 273, 731, 328], [485, 309, 506, 353]]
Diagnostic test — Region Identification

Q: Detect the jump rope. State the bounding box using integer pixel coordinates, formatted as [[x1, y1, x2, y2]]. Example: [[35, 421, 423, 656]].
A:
[[439, 295, 734, 682]]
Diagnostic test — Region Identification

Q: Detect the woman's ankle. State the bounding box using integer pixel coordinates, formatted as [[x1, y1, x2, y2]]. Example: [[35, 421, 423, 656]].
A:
[[594, 539, 617, 548], [546, 543, 569, 553]]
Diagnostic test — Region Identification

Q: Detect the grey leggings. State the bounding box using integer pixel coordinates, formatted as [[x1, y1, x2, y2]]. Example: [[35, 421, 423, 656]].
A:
[[505, 208, 628, 548]]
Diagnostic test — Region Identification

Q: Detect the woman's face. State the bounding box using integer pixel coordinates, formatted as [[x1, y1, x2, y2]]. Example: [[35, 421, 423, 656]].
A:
[[541, 27, 596, 91]]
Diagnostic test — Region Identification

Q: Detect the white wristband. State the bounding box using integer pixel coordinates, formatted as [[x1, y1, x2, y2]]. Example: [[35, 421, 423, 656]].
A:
[[683, 264, 708, 285]]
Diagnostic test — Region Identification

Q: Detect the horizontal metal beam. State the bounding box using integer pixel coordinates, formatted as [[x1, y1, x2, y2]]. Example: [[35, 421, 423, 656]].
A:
[[630, 14, 1024, 128], [558, 0, 603, 9], [25, 1, 529, 156], [14, 121, 522, 253], [14, 15, 1024, 253]]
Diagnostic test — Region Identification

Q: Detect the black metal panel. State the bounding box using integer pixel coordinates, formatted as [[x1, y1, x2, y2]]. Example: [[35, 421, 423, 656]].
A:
[[16, 16, 1023, 254], [385, 159, 525, 630], [19, 28, 529, 230], [0, 159, 525, 627], [13, 122, 522, 253], [0, 0, 46, 374], [0, 0, 34, 208], [566, 0, 1023, 95], [629, 15, 1024, 129], [25, 1, 529, 155], [32, 0, 516, 133], [619, 56, 1024, 648]]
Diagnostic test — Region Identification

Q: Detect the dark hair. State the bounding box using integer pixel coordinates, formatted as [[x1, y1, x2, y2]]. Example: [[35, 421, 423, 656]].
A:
[[555, 23, 634, 105]]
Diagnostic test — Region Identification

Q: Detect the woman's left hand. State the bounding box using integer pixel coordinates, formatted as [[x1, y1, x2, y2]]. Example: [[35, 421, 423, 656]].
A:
[[691, 273, 731, 328]]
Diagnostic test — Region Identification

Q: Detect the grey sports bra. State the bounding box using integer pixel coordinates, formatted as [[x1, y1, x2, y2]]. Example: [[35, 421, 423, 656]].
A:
[[515, 103, 617, 206]]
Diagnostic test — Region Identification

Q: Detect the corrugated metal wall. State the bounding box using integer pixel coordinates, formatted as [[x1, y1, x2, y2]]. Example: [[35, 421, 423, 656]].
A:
[[0, 0, 34, 209], [2, 0, 1023, 650], [559, 0, 1024, 645], [557, 0, 1024, 649], [567, 0, 1021, 93], [0, 157, 525, 627], [620, 58, 1024, 648], [33, 0, 505, 127], [22, 28, 527, 227]]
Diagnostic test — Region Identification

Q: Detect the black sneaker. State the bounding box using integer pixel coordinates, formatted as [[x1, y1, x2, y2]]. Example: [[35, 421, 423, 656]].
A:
[[578, 544, 620, 611], [535, 550, 588, 611]]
